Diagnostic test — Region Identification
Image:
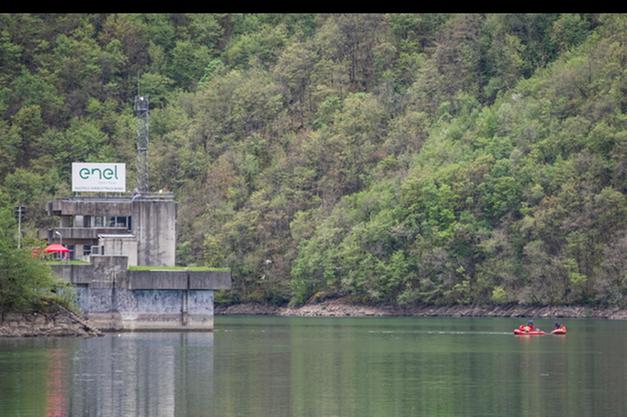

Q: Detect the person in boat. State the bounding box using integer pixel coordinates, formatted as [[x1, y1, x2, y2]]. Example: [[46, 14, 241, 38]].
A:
[[517, 320, 535, 333], [554, 322, 561, 329], [525, 320, 535, 332]]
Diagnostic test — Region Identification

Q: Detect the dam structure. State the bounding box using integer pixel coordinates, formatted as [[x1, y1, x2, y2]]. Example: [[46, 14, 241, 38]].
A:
[[41, 94, 230, 331], [43, 192, 231, 331]]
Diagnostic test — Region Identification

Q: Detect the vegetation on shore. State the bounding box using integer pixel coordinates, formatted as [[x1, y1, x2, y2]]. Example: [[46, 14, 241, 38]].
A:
[[0, 14, 625, 309], [0, 192, 77, 313]]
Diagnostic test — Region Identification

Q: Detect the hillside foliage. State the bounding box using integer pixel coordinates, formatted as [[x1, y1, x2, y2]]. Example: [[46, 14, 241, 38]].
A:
[[1, 13, 625, 307]]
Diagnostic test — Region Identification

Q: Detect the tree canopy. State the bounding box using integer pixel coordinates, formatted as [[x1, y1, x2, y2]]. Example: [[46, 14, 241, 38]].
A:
[[1, 13, 625, 307]]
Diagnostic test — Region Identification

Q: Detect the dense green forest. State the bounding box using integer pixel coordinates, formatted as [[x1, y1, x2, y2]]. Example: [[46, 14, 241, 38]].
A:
[[0, 14, 625, 307]]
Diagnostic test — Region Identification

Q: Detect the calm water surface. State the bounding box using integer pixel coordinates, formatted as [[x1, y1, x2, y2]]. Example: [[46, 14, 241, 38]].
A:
[[0, 316, 625, 417]]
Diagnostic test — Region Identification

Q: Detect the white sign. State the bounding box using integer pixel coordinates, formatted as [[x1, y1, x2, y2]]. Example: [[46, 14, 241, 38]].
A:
[[72, 163, 126, 192]]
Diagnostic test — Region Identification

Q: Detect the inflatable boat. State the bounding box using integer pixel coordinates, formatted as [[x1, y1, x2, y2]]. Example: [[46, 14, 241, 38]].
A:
[[551, 327, 567, 335], [513, 329, 546, 336]]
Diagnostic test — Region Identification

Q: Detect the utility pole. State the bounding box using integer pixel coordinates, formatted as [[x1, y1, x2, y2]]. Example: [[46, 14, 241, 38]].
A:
[[135, 93, 150, 194]]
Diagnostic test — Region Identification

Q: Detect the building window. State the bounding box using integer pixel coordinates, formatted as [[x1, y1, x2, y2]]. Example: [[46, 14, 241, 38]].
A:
[[108, 216, 130, 229], [83, 245, 92, 256]]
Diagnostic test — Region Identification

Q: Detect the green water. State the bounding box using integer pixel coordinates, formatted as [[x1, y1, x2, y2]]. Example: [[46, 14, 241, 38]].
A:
[[0, 316, 625, 417]]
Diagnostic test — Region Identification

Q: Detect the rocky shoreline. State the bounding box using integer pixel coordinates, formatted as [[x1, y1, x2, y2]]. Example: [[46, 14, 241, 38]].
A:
[[2, 300, 624, 337], [0, 305, 103, 337], [215, 299, 627, 320]]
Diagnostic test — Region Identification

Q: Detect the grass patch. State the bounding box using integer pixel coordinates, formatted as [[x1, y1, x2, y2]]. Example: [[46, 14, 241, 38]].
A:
[[46, 260, 90, 265], [128, 265, 230, 272]]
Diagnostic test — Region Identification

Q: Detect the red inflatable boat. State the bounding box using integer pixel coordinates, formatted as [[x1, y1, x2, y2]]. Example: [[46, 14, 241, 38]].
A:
[[513, 329, 546, 336], [551, 327, 567, 335]]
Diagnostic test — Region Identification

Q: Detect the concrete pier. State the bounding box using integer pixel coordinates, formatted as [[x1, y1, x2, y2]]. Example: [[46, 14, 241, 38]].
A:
[[51, 257, 230, 331], [44, 192, 231, 331]]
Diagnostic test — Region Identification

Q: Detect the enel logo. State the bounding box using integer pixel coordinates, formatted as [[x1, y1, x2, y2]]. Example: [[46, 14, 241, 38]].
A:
[[79, 166, 119, 180], [72, 162, 126, 192]]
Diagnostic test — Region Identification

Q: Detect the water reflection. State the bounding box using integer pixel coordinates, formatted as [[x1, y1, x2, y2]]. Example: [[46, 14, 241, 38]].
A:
[[47, 347, 70, 417], [211, 317, 627, 417], [71, 333, 213, 417], [0, 334, 213, 417], [1, 318, 626, 417]]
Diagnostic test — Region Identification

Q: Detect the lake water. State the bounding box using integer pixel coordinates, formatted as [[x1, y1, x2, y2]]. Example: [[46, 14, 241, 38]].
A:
[[0, 316, 625, 417]]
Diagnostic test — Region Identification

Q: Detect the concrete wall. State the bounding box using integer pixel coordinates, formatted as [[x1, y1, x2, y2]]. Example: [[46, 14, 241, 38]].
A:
[[49, 259, 230, 331], [48, 198, 132, 217], [100, 236, 138, 266], [132, 193, 176, 267], [79, 289, 215, 331], [50, 262, 231, 290], [52, 264, 95, 284], [189, 271, 232, 289], [128, 270, 231, 290]]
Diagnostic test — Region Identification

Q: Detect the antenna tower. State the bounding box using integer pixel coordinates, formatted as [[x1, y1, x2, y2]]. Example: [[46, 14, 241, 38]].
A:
[[134, 94, 149, 193]]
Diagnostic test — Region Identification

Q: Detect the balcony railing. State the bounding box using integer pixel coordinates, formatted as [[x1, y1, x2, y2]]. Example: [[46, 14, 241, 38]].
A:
[[39, 227, 130, 241]]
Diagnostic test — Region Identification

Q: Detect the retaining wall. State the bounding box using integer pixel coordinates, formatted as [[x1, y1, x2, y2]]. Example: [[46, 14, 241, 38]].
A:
[[50, 258, 230, 331]]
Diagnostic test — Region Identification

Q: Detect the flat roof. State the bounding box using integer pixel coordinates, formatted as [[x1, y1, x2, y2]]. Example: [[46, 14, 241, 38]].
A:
[[55, 191, 174, 203]]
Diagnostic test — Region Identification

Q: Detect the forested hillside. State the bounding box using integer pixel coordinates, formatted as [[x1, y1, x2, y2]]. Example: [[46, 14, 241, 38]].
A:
[[1, 14, 625, 307]]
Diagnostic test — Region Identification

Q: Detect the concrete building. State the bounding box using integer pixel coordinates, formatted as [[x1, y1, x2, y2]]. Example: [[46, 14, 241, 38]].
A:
[[42, 192, 231, 331], [42, 192, 175, 266]]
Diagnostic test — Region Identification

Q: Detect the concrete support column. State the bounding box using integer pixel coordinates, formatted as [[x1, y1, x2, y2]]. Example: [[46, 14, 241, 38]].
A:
[[131, 193, 176, 266]]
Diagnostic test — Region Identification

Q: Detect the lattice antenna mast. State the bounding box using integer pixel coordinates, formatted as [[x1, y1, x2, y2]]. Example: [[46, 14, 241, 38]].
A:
[[134, 94, 149, 194]]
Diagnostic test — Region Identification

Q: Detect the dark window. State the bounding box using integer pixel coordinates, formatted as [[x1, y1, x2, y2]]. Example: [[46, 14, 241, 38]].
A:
[[109, 216, 128, 228]]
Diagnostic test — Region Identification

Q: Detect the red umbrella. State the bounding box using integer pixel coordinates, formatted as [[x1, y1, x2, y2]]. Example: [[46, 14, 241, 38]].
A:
[[44, 243, 71, 253]]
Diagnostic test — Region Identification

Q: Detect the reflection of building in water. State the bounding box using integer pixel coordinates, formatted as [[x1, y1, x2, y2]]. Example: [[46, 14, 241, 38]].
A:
[[46, 348, 69, 417], [174, 333, 215, 417], [69, 333, 214, 417]]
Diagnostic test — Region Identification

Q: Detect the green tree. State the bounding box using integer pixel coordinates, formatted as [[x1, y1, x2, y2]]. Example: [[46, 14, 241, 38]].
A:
[[0, 193, 72, 313]]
